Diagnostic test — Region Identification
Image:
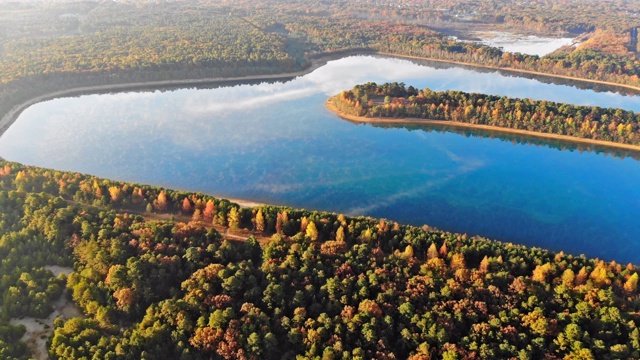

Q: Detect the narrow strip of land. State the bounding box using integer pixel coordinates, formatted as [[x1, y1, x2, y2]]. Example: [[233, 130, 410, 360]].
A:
[[325, 96, 640, 152], [378, 52, 640, 93]]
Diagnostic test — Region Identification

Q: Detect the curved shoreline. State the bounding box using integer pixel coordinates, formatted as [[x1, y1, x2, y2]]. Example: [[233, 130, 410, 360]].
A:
[[0, 73, 302, 136], [3, 50, 640, 140], [325, 96, 640, 153], [378, 52, 640, 93], [0, 50, 368, 139]]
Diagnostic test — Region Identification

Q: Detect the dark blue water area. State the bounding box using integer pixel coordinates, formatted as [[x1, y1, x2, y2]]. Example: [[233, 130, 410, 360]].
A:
[[2, 55, 640, 263]]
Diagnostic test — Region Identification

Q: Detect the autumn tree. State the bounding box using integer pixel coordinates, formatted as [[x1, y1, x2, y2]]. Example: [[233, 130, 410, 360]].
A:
[[228, 207, 240, 231], [439, 243, 448, 258], [575, 267, 589, 286], [113, 287, 137, 312], [561, 269, 576, 287], [132, 187, 144, 204], [108, 186, 121, 203], [336, 226, 345, 243], [450, 253, 466, 270], [154, 191, 169, 212], [192, 208, 203, 222], [624, 273, 638, 293], [590, 263, 611, 287], [427, 243, 439, 260], [203, 200, 216, 222], [275, 212, 284, 234], [532, 263, 553, 283], [305, 221, 318, 241], [254, 209, 265, 233], [182, 197, 192, 214], [300, 217, 309, 233], [479, 255, 490, 273]]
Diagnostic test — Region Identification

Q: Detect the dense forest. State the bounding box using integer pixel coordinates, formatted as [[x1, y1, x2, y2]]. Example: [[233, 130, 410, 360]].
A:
[[0, 161, 639, 359], [333, 82, 640, 146], [2, 1, 640, 359], [1, 0, 640, 124]]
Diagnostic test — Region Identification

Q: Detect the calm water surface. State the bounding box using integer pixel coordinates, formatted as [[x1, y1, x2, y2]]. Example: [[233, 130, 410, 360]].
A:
[[2, 56, 640, 263]]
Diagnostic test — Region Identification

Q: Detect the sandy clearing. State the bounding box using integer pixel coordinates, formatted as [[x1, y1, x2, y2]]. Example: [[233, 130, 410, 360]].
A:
[[9, 266, 82, 360]]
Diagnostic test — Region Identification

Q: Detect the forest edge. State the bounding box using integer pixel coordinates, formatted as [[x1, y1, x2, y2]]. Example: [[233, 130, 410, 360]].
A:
[[3, 51, 640, 140]]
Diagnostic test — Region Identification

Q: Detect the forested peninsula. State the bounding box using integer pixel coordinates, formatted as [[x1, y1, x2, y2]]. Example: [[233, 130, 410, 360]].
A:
[[329, 82, 640, 151], [0, 162, 639, 359]]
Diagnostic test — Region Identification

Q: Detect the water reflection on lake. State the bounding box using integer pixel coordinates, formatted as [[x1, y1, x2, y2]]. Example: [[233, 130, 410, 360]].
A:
[[471, 31, 576, 57], [2, 55, 640, 263]]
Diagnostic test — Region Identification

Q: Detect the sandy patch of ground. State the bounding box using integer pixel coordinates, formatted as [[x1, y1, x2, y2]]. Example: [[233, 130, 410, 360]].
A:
[[43, 265, 74, 277], [10, 266, 83, 360]]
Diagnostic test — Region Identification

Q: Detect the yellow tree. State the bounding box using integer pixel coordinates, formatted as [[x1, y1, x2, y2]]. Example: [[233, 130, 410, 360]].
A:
[[336, 226, 345, 243], [624, 273, 638, 293], [532, 263, 553, 283], [108, 186, 121, 203], [479, 256, 490, 273], [589, 263, 611, 287], [93, 180, 103, 198], [450, 253, 466, 270], [561, 269, 575, 287], [254, 209, 265, 233], [427, 243, 438, 260], [154, 191, 169, 212], [305, 221, 318, 241], [228, 207, 240, 231]]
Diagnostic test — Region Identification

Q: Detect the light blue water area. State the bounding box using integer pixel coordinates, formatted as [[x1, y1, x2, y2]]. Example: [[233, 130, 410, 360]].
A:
[[2, 55, 640, 263]]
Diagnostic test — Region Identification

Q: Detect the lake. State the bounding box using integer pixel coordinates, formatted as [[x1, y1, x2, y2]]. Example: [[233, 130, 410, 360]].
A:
[[2, 55, 640, 263], [471, 31, 576, 57]]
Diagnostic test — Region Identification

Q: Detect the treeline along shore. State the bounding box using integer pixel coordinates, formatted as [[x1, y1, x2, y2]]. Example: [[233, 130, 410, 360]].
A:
[[328, 82, 640, 152], [0, 161, 639, 359]]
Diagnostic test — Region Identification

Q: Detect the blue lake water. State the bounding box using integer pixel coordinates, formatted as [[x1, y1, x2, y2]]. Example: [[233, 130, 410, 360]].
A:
[[1, 55, 640, 263]]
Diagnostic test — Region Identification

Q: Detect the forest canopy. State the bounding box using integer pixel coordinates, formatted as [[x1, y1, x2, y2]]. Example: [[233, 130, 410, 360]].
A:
[[1, 1, 640, 359], [332, 82, 640, 146], [0, 161, 638, 359]]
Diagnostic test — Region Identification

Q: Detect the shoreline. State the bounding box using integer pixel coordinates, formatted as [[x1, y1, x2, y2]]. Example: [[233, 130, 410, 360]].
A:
[[0, 50, 370, 139], [2, 50, 640, 140], [325, 96, 640, 153], [1, 50, 639, 212], [0, 73, 310, 138], [223, 197, 269, 209], [378, 52, 640, 93]]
